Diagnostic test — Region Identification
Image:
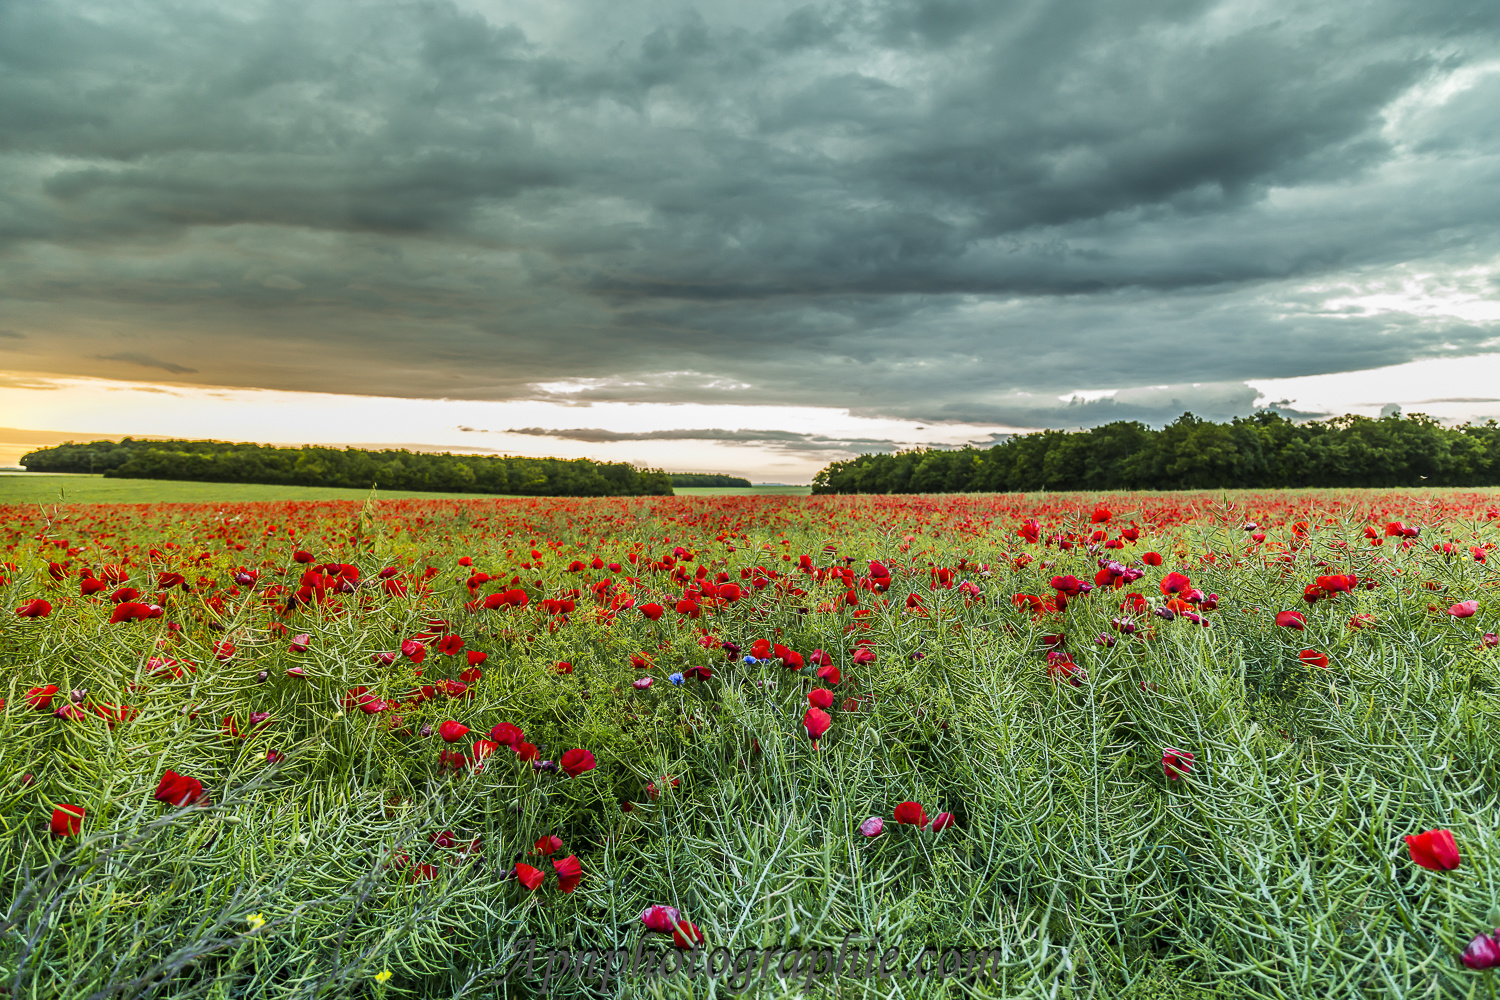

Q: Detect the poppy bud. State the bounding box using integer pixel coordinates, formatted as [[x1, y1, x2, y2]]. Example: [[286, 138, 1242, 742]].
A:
[[859, 816, 884, 837]]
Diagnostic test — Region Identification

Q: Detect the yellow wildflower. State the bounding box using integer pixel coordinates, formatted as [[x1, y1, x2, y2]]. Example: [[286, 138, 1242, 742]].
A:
[[375, 970, 393, 983], [246, 913, 266, 932]]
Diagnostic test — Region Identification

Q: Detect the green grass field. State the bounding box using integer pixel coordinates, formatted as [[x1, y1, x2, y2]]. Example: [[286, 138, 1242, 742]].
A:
[[4, 488, 1500, 998], [0, 475, 809, 506]]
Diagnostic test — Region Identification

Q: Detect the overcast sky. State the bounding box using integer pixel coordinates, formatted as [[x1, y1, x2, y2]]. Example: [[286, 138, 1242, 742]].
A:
[[2, 0, 1498, 480]]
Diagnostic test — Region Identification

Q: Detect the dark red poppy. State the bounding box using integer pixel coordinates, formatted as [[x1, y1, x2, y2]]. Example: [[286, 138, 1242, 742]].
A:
[[489, 722, 523, 747], [533, 835, 563, 856], [931, 812, 955, 832], [15, 599, 51, 618], [552, 854, 583, 893], [559, 748, 596, 777], [466, 650, 488, 667], [639, 603, 665, 621], [1142, 552, 1163, 567], [1275, 610, 1306, 630], [672, 920, 705, 951], [155, 770, 206, 807], [436, 634, 465, 655], [1162, 747, 1194, 780], [109, 602, 155, 624], [640, 905, 682, 933], [1299, 649, 1329, 669], [25, 685, 59, 710], [438, 721, 470, 743], [515, 742, 540, 762]]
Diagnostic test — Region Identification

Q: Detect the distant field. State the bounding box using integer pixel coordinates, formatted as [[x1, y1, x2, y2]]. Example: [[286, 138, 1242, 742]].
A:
[[0, 474, 521, 505], [0, 474, 810, 505], [673, 484, 812, 496]]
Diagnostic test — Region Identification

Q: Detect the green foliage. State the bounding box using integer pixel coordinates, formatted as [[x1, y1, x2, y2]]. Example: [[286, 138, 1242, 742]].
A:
[[668, 474, 753, 488], [20, 439, 674, 497], [813, 411, 1500, 493]]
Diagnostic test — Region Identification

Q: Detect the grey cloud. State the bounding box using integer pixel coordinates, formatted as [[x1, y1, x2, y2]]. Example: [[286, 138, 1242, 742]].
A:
[[93, 352, 198, 375], [0, 330, 25, 339], [493, 425, 913, 455], [0, 0, 1496, 429]]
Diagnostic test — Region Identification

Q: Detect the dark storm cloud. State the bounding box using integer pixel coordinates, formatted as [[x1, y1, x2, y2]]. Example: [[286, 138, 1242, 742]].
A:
[[1, 0, 1498, 426], [485, 425, 911, 455]]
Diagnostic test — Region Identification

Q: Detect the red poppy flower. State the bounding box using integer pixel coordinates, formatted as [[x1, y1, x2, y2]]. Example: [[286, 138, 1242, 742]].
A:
[[293, 550, 314, 563], [1462, 931, 1500, 970], [50, 804, 84, 837], [533, 835, 563, 856], [1449, 600, 1480, 618], [808, 688, 834, 710], [1091, 506, 1112, 523], [555, 661, 574, 674], [288, 633, 311, 652], [408, 863, 439, 883], [1405, 828, 1461, 870], [515, 741, 540, 761], [436, 634, 465, 655], [639, 603, 665, 621], [859, 816, 884, 837], [109, 602, 155, 624], [1299, 649, 1330, 669], [466, 650, 488, 667], [489, 722, 523, 747], [640, 905, 682, 933], [214, 642, 236, 661], [816, 663, 841, 685], [514, 863, 544, 890], [1162, 747, 1194, 780], [437, 721, 470, 743], [893, 801, 929, 828], [25, 685, 59, 710], [803, 707, 831, 745], [1274, 610, 1306, 630], [155, 770, 205, 807], [672, 920, 705, 951], [559, 748, 596, 777], [459, 667, 483, 683], [684, 664, 711, 680], [851, 648, 876, 665], [552, 854, 583, 893], [16, 599, 52, 618], [931, 812, 955, 832], [1142, 552, 1163, 566]]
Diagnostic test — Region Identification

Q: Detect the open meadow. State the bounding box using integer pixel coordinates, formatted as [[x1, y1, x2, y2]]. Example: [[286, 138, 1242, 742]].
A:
[[4, 488, 1500, 998]]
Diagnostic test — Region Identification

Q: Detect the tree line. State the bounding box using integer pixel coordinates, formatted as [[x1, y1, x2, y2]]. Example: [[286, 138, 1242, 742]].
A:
[[21, 439, 675, 497], [811, 411, 1500, 494], [669, 473, 753, 487]]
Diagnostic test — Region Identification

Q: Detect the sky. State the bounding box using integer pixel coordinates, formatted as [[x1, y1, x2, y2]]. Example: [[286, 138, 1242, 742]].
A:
[[2, 0, 1498, 481]]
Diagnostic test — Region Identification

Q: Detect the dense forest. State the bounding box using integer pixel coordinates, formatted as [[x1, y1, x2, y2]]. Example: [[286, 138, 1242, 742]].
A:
[[668, 473, 753, 487], [812, 411, 1500, 494], [21, 439, 673, 497]]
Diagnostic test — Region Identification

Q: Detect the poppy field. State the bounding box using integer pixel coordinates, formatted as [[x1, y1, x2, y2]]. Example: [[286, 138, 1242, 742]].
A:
[[5, 489, 1500, 998]]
